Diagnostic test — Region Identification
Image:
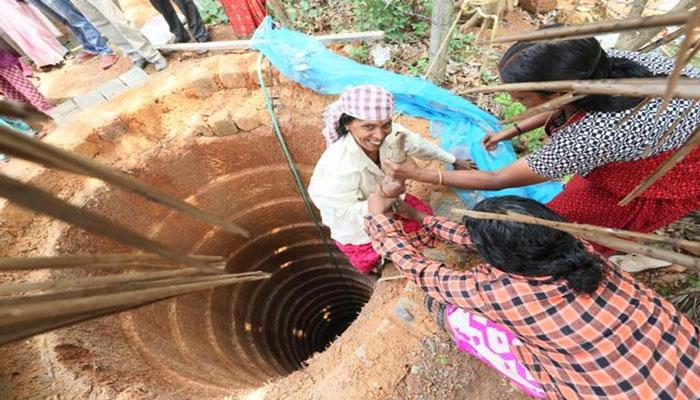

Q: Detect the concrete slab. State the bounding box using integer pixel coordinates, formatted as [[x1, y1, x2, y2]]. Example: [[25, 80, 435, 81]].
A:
[[73, 90, 107, 109], [49, 99, 80, 124], [97, 78, 129, 100], [118, 67, 149, 88]]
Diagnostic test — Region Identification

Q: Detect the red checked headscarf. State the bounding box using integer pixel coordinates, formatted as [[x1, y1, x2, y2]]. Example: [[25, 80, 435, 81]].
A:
[[322, 84, 394, 147]]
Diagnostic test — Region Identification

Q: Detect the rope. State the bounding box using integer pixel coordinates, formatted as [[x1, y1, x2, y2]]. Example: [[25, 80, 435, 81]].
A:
[[256, 53, 347, 282]]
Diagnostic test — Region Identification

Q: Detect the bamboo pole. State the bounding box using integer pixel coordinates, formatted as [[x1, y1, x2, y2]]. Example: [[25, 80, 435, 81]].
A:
[[460, 77, 700, 99], [638, 26, 686, 53], [488, 11, 690, 43], [613, 97, 651, 129], [618, 126, 700, 205], [0, 272, 270, 325], [0, 100, 50, 123], [642, 99, 699, 157], [0, 125, 249, 238], [658, 7, 700, 117], [155, 31, 386, 52], [451, 208, 700, 257], [0, 174, 211, 270], [0, 268, 221, 295], [0, 254, 224, 271], [502, 93, 586, 124]]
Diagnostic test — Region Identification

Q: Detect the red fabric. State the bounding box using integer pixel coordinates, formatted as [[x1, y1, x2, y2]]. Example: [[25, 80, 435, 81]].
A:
[[547, 146, 700, 255], [220, 0, 266, 36], [336, 193, 433, 274], [0, 62, 51, 112]]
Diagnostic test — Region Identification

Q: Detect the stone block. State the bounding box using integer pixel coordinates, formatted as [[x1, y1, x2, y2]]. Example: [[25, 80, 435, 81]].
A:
[[188, 66, 216, 99], [97, 78, 129, 100], [206, 109, 239, 136], [97, 117, 129, 141], [218, 57, 249, 89], [49, 100, 79, 124], [520, 0, 557, 14], [73, 90, 106, 109], [118, 67, 149, 88], [186, 114, 212, 137]]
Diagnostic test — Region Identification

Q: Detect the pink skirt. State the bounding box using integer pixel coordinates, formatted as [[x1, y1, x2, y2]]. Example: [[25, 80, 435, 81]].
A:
[[335, 193, 432, 274]]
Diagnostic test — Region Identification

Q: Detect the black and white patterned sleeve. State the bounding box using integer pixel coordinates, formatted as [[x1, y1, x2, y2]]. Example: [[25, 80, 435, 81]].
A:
[[606, 49, 700, 78], [526, 124, 605, 179]]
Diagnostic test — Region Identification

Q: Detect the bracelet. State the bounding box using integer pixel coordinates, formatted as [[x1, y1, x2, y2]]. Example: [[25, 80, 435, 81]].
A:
[[437, 169, 443, 186], [513, 123, 523, 134]]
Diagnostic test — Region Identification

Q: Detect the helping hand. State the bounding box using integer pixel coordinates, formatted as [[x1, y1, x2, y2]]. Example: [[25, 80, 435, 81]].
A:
[[383, 157, 420, 180], [482, 132, 504, 151], [368, 191, 398, 216], [453, 158, 477, 170]]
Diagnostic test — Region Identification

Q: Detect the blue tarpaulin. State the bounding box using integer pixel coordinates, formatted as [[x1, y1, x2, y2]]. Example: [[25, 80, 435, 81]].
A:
[[251, 17, 562, 206]]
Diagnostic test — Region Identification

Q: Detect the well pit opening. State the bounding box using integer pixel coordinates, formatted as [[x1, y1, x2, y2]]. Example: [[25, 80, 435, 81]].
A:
[[1, 53, 469, 400]]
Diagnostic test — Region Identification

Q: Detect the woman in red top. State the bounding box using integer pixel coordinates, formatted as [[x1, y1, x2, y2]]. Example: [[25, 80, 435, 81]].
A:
[[384, 38, 700, 254], [365, 193, 700, 399]]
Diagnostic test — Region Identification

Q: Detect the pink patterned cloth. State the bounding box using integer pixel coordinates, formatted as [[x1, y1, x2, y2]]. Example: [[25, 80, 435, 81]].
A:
[[446, 304, 546, 398], [322, 84, 394, 147], [335, 193, 431, 274], [0, 52, 51, 112]]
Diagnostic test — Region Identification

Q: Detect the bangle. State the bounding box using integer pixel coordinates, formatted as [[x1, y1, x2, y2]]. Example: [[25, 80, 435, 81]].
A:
[[437, 169, 443, 186], [513, 123, 523, 134]]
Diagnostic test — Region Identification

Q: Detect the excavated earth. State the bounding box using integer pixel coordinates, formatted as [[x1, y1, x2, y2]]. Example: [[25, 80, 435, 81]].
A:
[[0, 53, 525, 399]]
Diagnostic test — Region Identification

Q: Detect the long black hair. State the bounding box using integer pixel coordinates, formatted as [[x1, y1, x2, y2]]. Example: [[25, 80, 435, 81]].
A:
[[499, 37, 655, 112], [464, 196, 604, 294], [337, 113, 355, 137]]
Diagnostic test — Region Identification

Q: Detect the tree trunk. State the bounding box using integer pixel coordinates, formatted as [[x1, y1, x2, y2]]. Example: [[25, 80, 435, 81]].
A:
[[428, 0, 455, 84], [615, 0, 693, 51]]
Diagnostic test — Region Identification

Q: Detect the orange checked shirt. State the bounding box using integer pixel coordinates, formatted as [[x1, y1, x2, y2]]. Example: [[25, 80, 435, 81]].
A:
[[365, 213, 700, 400]]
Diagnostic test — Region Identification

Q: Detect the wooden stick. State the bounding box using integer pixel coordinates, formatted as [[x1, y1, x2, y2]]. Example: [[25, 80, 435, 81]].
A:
[[0, 272, 270, 325], [658, 8, 700, 117], [0, 302, 154, 345], [155, 30, 386, 52], [639, 26, 686, 53], [618, 126, 700, 205], [613, 97, 652, 130], [0, 100, 50, 122], [0, 267, 235, 295], [0, 254, 224, 271], [0, 174, 211, 270], [501, 93, 586, 124], [451, 208, 700, 255], [642, 99, 699, 157], [0, 125, 249, 238], [460, 77, 700, 99], [489, 11, 690, 43]]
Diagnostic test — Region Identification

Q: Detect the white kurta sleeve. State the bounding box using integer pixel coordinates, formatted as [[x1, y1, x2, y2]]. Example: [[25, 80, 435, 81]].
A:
[[400, 126, 456, 164], [308, 168, 370, 244]]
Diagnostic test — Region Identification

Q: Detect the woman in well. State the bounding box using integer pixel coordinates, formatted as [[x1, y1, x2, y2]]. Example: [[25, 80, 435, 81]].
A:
[[384, 38, 700, 254], [366, 193, 700, 399], [308, 84, 472, 274]]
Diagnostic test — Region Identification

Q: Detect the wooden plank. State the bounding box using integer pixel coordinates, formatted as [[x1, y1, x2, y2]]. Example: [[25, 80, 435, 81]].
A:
[[155, 30, 385, 52]]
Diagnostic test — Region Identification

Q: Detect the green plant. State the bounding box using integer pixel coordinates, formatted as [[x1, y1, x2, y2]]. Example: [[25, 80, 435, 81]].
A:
[[492, 92, 548, 153], [448, 33, 476, 62], [346, 43, 370, 63], [407, 55, 429, 76], [348, 0, 432, 42], [195, 0, 228, 24]]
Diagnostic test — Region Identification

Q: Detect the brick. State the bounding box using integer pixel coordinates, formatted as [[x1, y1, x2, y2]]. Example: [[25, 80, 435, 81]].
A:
[[118, 67, 149, 88], [206, 109, 239, 137], [185, 114, 212, 137], [73, 90, 106, 109], [217, 58, 248, 89], [188, 66, 216, 99], [97, 78, 129, 100]]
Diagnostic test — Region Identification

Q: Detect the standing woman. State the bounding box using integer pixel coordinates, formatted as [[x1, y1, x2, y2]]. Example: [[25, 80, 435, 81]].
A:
[[308, 84, 472, 274], [384, 38, 700, 254], [0, 0, 68, 68], [0, 36, 52, 112]]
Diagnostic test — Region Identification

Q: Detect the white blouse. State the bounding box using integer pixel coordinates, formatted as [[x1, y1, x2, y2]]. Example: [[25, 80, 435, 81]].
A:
[[308, 123, 456, 245]]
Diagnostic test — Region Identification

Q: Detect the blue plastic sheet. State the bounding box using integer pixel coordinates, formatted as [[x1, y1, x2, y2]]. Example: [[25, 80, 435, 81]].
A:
[[0, 116, 35, 162], [251, 17, 563, 206]]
